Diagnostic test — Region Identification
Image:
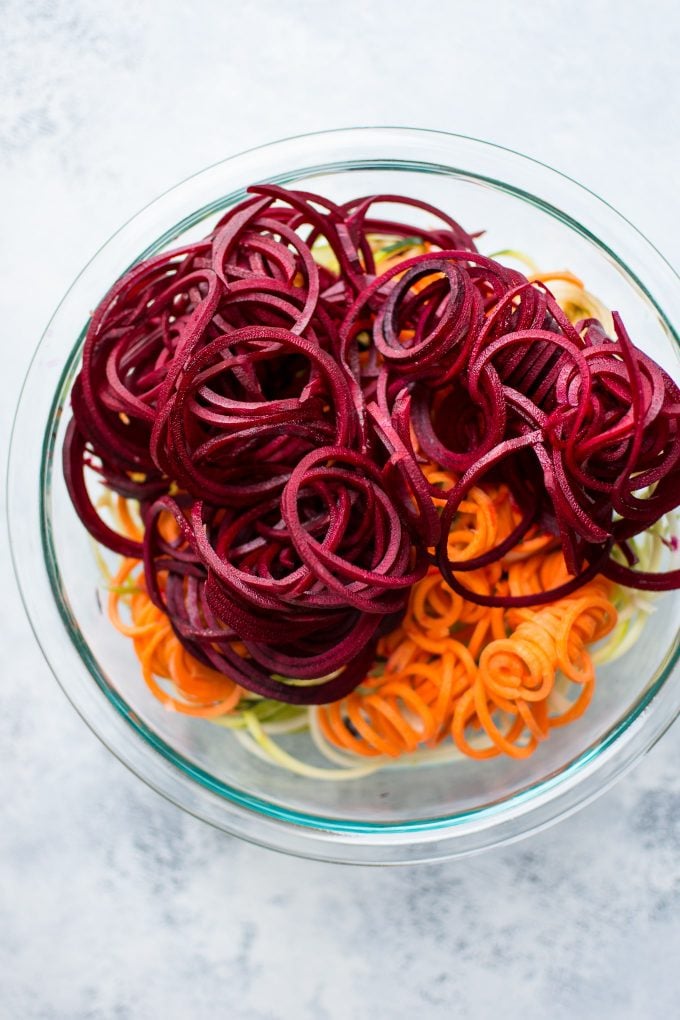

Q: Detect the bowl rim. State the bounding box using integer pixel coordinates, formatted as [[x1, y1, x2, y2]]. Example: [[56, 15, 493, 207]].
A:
[[9, 125, 680, 862]]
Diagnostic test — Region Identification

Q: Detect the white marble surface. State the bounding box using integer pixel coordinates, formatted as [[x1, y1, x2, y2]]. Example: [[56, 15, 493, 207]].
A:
[[2, 2, 680, 1016]]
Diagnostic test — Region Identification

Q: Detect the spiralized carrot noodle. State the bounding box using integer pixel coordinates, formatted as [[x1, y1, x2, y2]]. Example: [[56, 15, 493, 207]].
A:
[[108, 558, 242, 717], [421, 461, 556, 565], [319, 529, 619, 761]]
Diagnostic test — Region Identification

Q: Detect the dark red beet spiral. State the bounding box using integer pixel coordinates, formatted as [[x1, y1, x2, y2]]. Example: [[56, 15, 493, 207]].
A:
[[64, 185, 680, 702]]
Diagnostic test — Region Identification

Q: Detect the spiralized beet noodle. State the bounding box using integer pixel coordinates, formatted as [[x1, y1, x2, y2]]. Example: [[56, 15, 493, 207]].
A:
[[64, 185, 680, 702]]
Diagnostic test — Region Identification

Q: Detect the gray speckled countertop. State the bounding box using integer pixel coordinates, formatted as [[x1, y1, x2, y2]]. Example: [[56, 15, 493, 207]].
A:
[[3, 2, 680, 1017]]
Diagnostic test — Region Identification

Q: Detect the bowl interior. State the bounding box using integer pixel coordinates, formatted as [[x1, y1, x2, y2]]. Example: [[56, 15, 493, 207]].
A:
[[41, 156, 680, 831]]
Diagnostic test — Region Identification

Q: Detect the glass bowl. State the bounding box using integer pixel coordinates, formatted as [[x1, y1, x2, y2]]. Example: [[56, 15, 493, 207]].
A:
[[9, 127, 680, 865]]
